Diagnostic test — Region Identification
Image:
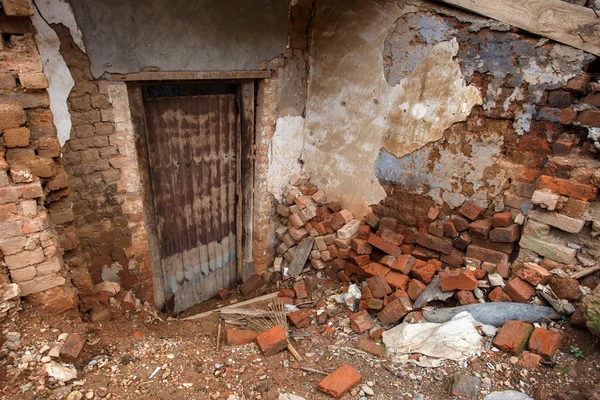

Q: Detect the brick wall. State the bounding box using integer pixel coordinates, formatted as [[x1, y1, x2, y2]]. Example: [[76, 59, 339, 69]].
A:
[[52, 25, 153, 303], [0, 1, 81, 313]]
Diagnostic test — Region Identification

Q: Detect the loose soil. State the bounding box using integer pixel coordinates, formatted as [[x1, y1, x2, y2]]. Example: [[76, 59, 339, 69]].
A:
[[1, 275, 599, 400]]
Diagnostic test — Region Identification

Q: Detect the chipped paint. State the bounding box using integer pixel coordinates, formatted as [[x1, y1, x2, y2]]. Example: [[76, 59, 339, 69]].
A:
[[301, 0, 481, 217]]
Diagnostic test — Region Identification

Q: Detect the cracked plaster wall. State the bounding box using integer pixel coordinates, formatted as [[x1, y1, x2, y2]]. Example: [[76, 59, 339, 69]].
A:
[[298, 0, 482, 217], [375, 7, 594, 211]]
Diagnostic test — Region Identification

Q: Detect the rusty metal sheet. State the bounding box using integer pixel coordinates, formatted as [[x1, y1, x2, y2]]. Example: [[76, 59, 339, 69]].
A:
[[144, 94, 238, 312]]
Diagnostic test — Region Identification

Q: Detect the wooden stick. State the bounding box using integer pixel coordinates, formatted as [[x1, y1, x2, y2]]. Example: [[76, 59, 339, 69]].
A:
[[571, 265, 600, 280], [183, 292, 279, 320], [216, 321, 222, 352], [296, 366, 328, 376], [287, 341, 303, 362]]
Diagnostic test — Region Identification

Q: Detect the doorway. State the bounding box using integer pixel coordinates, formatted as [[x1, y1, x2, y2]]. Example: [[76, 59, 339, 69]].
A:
[[132, 82, 254, 313]]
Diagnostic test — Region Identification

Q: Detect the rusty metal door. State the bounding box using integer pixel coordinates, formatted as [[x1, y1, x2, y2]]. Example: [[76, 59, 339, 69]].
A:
[[144, 94, 239, 313]]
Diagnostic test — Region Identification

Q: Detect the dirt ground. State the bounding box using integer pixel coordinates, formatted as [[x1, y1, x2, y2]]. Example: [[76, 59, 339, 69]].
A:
[[1, 275, 599, 400]]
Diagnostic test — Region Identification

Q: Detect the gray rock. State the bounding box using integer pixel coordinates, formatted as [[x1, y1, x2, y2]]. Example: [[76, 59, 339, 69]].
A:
[[450, 374, 481, 400], [413, 395, 424, 400]]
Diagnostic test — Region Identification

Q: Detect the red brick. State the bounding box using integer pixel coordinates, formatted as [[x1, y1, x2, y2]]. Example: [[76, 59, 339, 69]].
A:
[[216, 288, 232, 300], [378, 297, 412, 326], [493, 212, 512, 228], [356, 224, 371, 240], [451, 215, 470, 231], [293, 280, 309, 299], [426, 207, 440, 222], [239, 274, 264, 295], [407, 279, 426, 300], [279, 288, 296, 298], [489, 224, 520, 243], [368, 233, 402, 257], [493, 320, 534, 354], [412, 246, 439, 260], [362, 262, 390, 277], [456, 290, 478, 305], [466, 245, 509, 264], [256, 325, 288, 356], [351, 238, 372, 255], [552, 140, 573, 157], [349, 310, 375, 333], [528, 328, 561, 358], [549, 276, 581, 300], [443, 221, 459, 238], [504, 277, 536, 303], [469, 219, 492, 239], [563, 74, 590, 92], [366, 298, 384, 311], [440, 248, 465, 268], [365, 212, 380, 229], [415, 233, 453, 255], [410, 259, 441, 284], [518, 351, 542, 369], [562, 198, 589, 218], [538, 175, 598, 201], [369, 327, 385, 340], [379, 217, 398, 232], [471, 237, 515, 254], [547, 91, 573, 108], [496, 263, 511, 279], [385, 271, 410, 290], [577, 110, 600, 127], [366, 274, 393, 298], [59, 334, 84, 362], [390, 254, 416, 274], [428, 221, 444, 238], [288, 309, 311, 328], [459, 201, 484, 220], [357, 338, 385, 357], [454, 231, 472, 249], [439, 268, 479, 291], [488, 287, 512, 302], [516, 262, 551, 286], [381, 228, 404, 245], [362, 286, 374, 300], [318, 364, 362, 399], [349, 250, 371, 266], [226, 328, 259, 346]]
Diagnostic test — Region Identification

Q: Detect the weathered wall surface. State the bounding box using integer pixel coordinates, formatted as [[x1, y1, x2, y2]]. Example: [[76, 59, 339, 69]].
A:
[[67, 0, 290, 78], [52, 24, 153, 302], [298, 0, 482, 217], [0, 0, 95, 314]]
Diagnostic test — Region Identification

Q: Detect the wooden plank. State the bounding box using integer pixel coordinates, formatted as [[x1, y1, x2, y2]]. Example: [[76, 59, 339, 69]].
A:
[[287, 238, 315, 278], [238, 82, 255, 282], [571, 265, 600, 280], [106, 70, 271, 82], [182, 292, 279, 321], [434, 0, 600, 56]]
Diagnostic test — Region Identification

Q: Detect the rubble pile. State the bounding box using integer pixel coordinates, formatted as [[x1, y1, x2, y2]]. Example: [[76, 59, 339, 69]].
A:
[[267, 172, 590, 329]]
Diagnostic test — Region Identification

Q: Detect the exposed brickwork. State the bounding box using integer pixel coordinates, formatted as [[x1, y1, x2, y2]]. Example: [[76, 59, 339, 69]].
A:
[[0, 7, 88, 313]]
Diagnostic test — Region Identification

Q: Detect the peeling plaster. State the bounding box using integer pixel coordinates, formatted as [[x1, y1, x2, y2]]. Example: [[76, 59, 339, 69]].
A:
[[31, 6, 75, 146], [301, 0, 481, 216], [34, 0, 86, 52], [268, 116, 305, 199]]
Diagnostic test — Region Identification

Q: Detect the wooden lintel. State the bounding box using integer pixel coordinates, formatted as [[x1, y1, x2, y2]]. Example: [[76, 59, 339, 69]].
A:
[[106, 70, 272, 82], [434, 0, 600, 56]]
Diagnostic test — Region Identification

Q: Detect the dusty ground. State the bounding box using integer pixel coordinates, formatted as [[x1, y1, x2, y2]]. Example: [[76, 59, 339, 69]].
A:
[[1, 275, 599, 400]]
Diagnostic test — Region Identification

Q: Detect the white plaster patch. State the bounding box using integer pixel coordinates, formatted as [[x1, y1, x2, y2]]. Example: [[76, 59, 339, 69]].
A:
[[31, 8, 74, 146], [34, 0, 86, 52], [302, 0, 482, 217], [267, 116, 306, 199]]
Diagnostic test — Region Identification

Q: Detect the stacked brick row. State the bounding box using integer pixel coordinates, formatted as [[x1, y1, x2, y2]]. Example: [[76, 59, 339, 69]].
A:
[[0, 0, 80, 312]]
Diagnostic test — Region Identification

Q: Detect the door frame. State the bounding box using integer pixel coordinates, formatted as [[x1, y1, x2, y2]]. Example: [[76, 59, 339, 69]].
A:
[[126, 80, 256, 310]]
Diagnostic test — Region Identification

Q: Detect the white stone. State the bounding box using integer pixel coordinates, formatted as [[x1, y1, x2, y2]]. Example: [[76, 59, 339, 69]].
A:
[[531, 189, 560, 210], [48, 345, 61, 358], [488, 273, 505, 287], [337, 219, 360, 240], [58, 333, 69, 341], [481, 325, 497, 337], [94, 281, 121, 296], [45, 361, 77, 382]]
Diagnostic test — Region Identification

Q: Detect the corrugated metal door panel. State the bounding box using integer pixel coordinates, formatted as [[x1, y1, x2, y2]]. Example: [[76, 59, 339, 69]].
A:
[[144, 94, 238, 313]]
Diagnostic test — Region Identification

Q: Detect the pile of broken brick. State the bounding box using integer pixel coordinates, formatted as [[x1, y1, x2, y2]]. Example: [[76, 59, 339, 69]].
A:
[[226, 172, 592, 398]]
